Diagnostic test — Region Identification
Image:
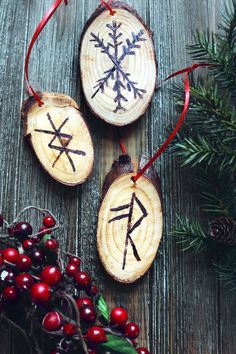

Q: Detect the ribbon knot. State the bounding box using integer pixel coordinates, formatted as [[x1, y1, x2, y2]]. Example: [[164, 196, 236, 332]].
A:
[[101, 0, 115, 16]]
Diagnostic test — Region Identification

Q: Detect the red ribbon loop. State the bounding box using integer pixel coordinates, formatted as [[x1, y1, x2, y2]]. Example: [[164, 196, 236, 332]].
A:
[[24, 0, 68, 106], [131, 63, 211, 183], [101, 0, 115, 16]]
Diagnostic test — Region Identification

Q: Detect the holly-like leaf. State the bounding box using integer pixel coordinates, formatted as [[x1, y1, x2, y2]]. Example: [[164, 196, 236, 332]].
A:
[[96, 296, 109, 322], [98, 334, 137, 354]]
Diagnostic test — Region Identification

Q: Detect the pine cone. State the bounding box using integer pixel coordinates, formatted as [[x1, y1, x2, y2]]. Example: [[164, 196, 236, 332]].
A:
[[209, 217, 236, 245]]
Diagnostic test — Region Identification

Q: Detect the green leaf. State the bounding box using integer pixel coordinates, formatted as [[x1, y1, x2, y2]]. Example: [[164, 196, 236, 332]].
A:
[[98, 335, 137, 354], [96, 296, 109, 322]]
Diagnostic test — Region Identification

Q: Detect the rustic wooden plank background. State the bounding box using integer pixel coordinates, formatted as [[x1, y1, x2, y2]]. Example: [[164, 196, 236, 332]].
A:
[[0, 0, 235, 353]]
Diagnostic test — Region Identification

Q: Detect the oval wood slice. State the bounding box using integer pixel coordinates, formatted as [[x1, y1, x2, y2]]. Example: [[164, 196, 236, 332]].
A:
[[21, 92, 94, 186], [97, 155, 163, 283], [80, 2, 157, 126]]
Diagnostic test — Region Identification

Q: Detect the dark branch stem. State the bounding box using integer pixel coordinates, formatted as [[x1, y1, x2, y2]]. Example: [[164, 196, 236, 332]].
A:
[[1, 315, 33, 354]]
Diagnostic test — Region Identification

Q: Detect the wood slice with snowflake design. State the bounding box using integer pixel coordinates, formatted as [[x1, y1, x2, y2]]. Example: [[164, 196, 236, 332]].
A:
[[21, 92, 94, 186], [97, 154, 163, 283], [80, 2, 157, 126]]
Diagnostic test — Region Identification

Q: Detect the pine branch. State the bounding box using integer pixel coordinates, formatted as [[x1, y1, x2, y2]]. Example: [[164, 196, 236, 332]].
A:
[[173, 81, 236, 136], [174, 135, 236, 172], [214, 249, 236, 290], [172, 3, 236, 293], [196, 172, 236, 218], [172, 217, 209, 254], [187, 1, 236, 93]]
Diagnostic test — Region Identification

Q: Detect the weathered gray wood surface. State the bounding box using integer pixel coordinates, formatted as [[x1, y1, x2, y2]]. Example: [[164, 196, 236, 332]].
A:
[[0, 0, 234, 353]]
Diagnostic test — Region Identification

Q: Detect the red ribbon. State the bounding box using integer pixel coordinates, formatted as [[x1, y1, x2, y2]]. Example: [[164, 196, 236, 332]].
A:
[[131, 63, 211, 183], [24, 0, 68, 106], [119, 139, 127, 155], [100, 0, 115, 16]]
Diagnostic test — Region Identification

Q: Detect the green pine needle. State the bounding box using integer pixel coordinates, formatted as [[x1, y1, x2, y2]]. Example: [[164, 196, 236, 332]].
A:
[[214, 250, 236, 290], [172, 217, 209, 254], [173, 81, 236, 135], [196, 173, 236, 218], [187, 1, 236, 93], [174, 135, 236, 172]]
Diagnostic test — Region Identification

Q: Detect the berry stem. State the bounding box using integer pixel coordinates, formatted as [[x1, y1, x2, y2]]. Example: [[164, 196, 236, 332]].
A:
[[57, 292, 89, 354], [104, 327, 124, 336], [0, 234, 12, 239], [9, 206, 60, 238], [28, 309, 45, 354], [55, 309, 77, 325]]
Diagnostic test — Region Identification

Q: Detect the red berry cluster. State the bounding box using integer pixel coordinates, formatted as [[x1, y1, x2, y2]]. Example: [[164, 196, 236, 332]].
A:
[[0, 211, 150, 354]]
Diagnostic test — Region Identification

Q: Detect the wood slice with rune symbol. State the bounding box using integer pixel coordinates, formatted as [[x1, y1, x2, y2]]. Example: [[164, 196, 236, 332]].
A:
[[97, 154, 163, 283], [21, 92, 94, 186], [80, 1, 157, 126]]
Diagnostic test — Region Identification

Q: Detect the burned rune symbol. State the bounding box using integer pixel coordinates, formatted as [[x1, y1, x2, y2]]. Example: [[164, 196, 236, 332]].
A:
[[90, 21, 147, 113], [35, 113, 86, 172], [109, 192, 148, 270]]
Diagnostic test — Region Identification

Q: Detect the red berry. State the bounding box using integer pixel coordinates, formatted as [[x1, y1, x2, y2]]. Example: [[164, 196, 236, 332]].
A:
[[137, 348, 150, 354], [42, 311, 62, 332], [86, 326, 107, 344], [30, 248, 45, 263], [3, 248, 19, 264], [22, 239, 34, 251], [16, 254, 32, 271], [124, 322, 140, 339], [41, 266, 61, 286], [3, 268, 15, 284], [15, 273, 34, 290], [12, 222, 33, 238], [0, 256, 4, 267], [68, 256, 81, 267], [74, 272, 91, 290], [30, 283, 51, 304], [66, 263, 79, 277], [76, 297, 93, 309], [80, 305, 96, 322], [111, 307, 128, 326], [45, 239, 59, 251], [43, 215, 56, 228], [86, 284, 98, 297], [63, 323, 76, 337], [0, 215, 3, 227], [2, 286, 17, 302], [7, 227, 14, 236], [50, 350, 62, 354]]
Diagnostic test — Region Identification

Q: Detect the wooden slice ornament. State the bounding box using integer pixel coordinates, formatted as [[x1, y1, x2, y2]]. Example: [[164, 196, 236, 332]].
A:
[[21, 92, 94, 186], [97, 154, 163, 283], [80, 1, 157, 126]]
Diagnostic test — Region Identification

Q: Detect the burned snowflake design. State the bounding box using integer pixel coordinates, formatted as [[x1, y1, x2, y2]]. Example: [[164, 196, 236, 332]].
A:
[[90, 21, 147, 113]]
